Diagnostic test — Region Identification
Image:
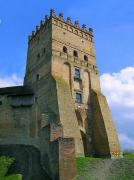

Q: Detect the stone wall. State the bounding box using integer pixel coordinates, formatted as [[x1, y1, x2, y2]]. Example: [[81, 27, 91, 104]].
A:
[[0, 145, 51, 180], [91, 90, 122, 158], [59, 138, 76, 180], [50, 15, 103, 158], [0, 94, 33, 144], [54, 76, 84, 156], [38, 123, 76, 180]]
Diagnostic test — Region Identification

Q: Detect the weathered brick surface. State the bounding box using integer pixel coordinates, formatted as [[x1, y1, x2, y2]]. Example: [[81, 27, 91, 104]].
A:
[[59, 138, 76, 180], [54, 76, 84, 156], [50, 123, 63, 142], [38, 124, 76, 180], [92, 90, 122, 158]]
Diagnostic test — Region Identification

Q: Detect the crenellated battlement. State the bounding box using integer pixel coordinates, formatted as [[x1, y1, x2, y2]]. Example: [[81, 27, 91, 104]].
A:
[[28, 15, 51, 42], [28, 9, 94, 43]]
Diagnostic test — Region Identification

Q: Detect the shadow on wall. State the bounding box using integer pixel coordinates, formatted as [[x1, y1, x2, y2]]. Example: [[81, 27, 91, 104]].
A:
[[75, 70, 93, 157], [0, 145, 51, 180]]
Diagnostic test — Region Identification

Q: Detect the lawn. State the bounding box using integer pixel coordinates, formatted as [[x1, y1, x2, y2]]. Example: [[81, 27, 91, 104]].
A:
[[75, 153, 134, 180], [123, 151, 134, 158]]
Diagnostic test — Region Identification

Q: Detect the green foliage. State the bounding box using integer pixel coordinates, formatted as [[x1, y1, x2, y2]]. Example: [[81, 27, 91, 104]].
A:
[[0, 156, 22, 180], [1, 174, 22, 180], [123, 151, 134, 158]]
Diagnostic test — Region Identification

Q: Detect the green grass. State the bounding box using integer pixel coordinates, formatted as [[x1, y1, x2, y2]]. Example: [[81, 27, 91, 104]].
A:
[[0, 156, 22, 180], [75, 154, 134, 180], [74, 157, 103, 180], [123, 151, 134, 158], [76, 157, 101, 176]]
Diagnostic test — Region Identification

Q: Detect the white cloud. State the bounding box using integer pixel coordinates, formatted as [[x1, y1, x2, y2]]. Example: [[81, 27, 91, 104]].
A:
[[100, 66, 134, 150], [0, 74, 23, 88], [100, 66, 134, 108]]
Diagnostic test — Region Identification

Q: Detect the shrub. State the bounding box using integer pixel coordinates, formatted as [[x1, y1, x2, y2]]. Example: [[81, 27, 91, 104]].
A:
[[0, 156, 22, 180]]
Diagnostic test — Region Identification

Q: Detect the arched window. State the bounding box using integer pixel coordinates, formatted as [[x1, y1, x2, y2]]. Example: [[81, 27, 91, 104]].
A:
[[63, 46, 67, 53], [74, 30, 78, 35], [76, 92, 82, 103], [73, 50, 78, 58], [93, 65, 96, 70], [36, 74, 40, 81], [43, 48, 46, 54], [84, 55, 88, 61], [37, 53, 40, 60], [74, 68, 80, 79]]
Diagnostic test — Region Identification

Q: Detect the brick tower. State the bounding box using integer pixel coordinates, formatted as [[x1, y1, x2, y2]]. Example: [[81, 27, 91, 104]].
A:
[[24, 9, 122, 158]]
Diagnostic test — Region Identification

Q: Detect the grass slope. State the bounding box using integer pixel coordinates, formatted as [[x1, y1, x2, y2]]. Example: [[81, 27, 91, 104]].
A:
[[75, 153, 134, 180], [0, 157, 22, 180]]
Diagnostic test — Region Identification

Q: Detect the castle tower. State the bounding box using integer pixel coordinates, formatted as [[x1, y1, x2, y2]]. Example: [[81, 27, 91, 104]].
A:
[[24, 9, 122, 158]]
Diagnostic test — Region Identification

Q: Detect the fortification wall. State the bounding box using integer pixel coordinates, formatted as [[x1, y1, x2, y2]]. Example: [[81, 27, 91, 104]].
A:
[[91, 90, 122, 158], [53, 76, 84, 156], [0, 94, 33, 144], [38, 123, 76, 180]]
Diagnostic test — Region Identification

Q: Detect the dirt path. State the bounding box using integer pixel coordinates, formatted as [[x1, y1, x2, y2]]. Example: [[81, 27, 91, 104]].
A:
[[89, 159, 114, 180]]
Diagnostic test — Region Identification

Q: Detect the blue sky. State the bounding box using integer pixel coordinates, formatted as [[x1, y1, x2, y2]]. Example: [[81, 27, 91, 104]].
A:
[[0, 0, 134, 76], [0, 0, 134, 150]]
